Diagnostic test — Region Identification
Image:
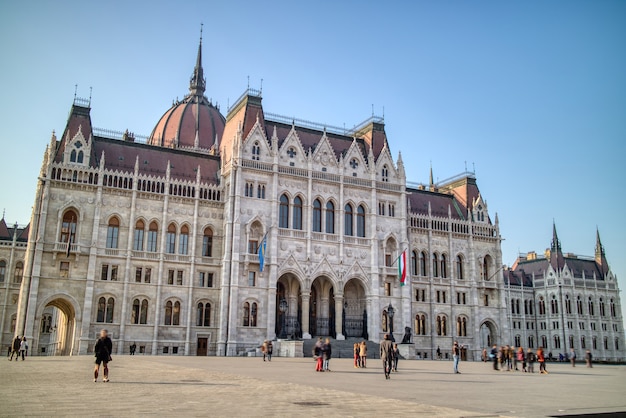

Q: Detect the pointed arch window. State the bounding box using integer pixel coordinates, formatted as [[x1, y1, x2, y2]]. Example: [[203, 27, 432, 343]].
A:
[[133, 220, 145, 251], [538, 297, 546, 315], [565, 294, 572, 314], [456, 316, 467, 337], [599, 298, 605, 317], [202, 227, 213, 257], [411, 251, 418, 276], [456, 255, 464, 279], [432, 253, 439, 277], [279, 194, 289, 228], [440, 254, 447, 278], [415, 314, 426, 335], [551, 295, 559, 315], [97, 297, 114, 323], [70, 149, 77, 162], [60, 210, 78, 245], [610, 299, 616, 317], [77, 151, 84, 163], [293, 196, 303, 230], [106, 217, 120, 249], [165, 301, 173, 325], [381, 165, 389, 182], [166, 223, 177, 254], [147, 221, 159, 252], [419, 252, 427, 276], [252, 141, 261, 161], [588, 297, 595, 316], [0, 260, 5, 283], [179, 225, 189, 255], [325, 201, 335, 234], [243, 302, 258, 327], [197, 302, 211, 327], [344, 204, 354, 236], [312, 199, 322, 232], [356, 205, 366, 237], [173, 301, 180, 325], [436, 315, 447, 336], [13, 261, 23, 284]]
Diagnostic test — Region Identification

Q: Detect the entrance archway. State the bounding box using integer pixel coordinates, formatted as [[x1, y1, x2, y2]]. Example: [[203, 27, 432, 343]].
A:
[[343, 279, 367, 338], [38, 298, 76, 356], [276, 274, 302, 339], [479, 320, 497, 349], [310, 276, 335, 338]]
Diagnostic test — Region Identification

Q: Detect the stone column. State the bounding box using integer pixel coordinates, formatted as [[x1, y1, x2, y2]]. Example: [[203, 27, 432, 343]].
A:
[[301, 291, 311, 339], [335, 294, 345, 340]]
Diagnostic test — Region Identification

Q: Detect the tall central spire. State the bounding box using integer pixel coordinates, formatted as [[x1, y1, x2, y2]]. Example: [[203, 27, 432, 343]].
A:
[[189, 24, 206, 96]]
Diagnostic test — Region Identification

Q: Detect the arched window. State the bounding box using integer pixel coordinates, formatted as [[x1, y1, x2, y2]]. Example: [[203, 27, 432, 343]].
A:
[[483, 256, 491, 280], [13, 261, 23, 284], [515, 335, 521, 347], [565, 294, 572, 314], [356, 205, 366, 237], [577, 295, 583, 315], [538, 297, 546, 315], [592, 336, 597, 350], [432, 254, 439, 277], [173, 301, 180, 325], [411, 251, 418, 276], [415, 314, 426, 335], [97, 297, 114, 323], [140, 299, 148, 324], [551, 295, 558, 315], [202, 227, 213, 257], [325, 201, 335, 234], [197, 302, 211, 326], [179, 225, 189, 255], [77, 151, 84, 163], [440, 254, 447, 278], [528, 335, 535, 348], [541, 335, 547, 348], [419, 252, 427, 276], [257, 184, 265, 199], [382, 310, 388, 332], [381, 165, 389, 182], [344, 204, 354, 236], [106, 217, 120, 249], [610, 299, 616, 317], [554, 335, 561, 349], [588, 297, 594, 316], [252, 141, 261, 160], [456, 316, 467, 337], [70, 149, 77, 162], [569, 335, 575, 349], [436, 315, 447, 336], [599, 298, 605, 317], [243, 302, 257, 327], [292, 196, 303, 230], [133, 220, 145, 251], [456, 255, 464, 279], [41, 315, 52, 334], [279, 194, 289, 228], [165, 301, 173, 325], [0, 260, 6, 283], [60, 210, 78, 244], [312, 199, 322, 232], [147, 221, 158, 252], [166, 224, 177, 254]]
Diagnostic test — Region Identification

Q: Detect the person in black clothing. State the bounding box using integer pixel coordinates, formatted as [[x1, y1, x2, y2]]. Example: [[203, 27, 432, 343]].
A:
[[9, 336, 20, 361], [129, 342, 136, 356], [94, 329, 113, 382], [491, 345, 499, 370], [322, 338, 332, 371]]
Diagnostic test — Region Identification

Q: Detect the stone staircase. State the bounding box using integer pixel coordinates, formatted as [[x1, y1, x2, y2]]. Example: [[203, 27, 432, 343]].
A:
[[302, 337, 380, 359]]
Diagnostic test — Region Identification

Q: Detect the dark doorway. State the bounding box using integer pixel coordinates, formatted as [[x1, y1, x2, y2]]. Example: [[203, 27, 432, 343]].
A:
[[197, 338, 208, 356]]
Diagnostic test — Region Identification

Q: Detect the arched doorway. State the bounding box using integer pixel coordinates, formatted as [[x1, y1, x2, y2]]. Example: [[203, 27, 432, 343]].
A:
[[479, 320, 497, 349], [343, 279, 367, 338], [310, 276, 335, 338], [276, 274, 302, 339], [37, 298, 76, 356]]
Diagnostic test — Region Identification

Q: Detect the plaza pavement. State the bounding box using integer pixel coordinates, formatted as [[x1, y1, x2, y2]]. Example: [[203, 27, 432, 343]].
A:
[[0, 355, 625, 417]]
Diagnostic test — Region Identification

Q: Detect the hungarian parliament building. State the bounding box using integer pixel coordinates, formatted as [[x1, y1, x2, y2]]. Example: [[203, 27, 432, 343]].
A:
[[1, 40, 623, 361]]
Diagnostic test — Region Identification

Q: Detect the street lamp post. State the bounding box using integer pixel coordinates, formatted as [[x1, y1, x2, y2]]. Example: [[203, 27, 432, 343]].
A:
[[278, 298, 288, 339], [387, 303, 395, 342]]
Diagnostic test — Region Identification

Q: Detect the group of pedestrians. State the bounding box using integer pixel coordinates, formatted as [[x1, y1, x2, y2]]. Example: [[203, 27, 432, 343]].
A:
[[486, 344, 594, 374], [353, 341, 368, 368], [379, 335, 400, 379], [260, 340, 273, 362], [7, 336, 28, 361], [312, 337, 332, 372]]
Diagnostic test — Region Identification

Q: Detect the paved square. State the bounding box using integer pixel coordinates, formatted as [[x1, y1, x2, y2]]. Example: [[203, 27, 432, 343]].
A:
[[0, 356, 624, 417]]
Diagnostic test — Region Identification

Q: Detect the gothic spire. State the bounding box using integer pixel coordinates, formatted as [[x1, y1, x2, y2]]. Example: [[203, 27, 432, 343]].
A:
[[551, 221, 561, 252], [595, 228, 609, 276], [549, 221, 565, 271], [189, 24, 206, 96]]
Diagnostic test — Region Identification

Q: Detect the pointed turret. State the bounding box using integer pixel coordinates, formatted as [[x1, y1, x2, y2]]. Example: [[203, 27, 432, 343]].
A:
[[549, 221, 565, 271], [189, 25, 206, 96], [595, 228, 609, 276]]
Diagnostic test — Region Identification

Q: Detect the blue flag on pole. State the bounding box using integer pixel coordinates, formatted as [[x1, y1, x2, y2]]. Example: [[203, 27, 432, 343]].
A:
[[258, 233, 267, 272]]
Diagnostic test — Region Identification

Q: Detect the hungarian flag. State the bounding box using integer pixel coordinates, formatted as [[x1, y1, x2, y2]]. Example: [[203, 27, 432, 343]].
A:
[[398, 250, 407, 286]]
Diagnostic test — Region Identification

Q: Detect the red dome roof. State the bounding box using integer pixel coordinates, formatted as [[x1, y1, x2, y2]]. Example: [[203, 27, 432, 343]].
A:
[[148, 95, 224, 150], [148, 39, 225, 151]]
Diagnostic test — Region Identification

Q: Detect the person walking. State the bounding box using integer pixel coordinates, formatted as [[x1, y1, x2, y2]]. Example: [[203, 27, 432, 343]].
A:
[[436, 346, 441, 360], [537, 347, 548, 374], [569, 348, 576, 367], [452, 341, 461, 374], [322, 338, 332, 371], [313, 338, 323, 372], [353, 342, 361, 368], [392, 343, 400, 372], [93, 329, 113, 382], [19, 337, 27, 361], [266, 340, 273, 362], [130, 342, 136, 356], [517, 347, 526, 372], [481, 348, 487, 362], [261, 340, 269, 362], [359, 340, 367, 368], [9, 336, 20, 361], [491, 345, 498, 370], [585, 350, 593, 368], [380, 334, 394, 380], [527, 349, 536, 373]]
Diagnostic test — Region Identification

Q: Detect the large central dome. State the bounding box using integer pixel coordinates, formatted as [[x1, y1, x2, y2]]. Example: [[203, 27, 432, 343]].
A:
[[148, 39, 225, 151]]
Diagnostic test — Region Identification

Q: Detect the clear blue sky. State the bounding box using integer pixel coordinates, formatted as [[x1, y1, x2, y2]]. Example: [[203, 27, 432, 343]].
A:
[[1, 1, 625, 319]]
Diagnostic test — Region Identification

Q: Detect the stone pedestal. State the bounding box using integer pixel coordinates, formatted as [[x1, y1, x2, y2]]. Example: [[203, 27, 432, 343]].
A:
[[398, 343, 416, 360], [302, 333, 312, 340], [336, 334, 345, 341], [274, 340, 304, 358]]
